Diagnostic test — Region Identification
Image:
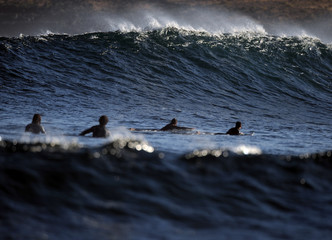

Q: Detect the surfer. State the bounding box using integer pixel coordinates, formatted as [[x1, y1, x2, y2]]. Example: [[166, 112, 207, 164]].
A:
[[25, 114, 46, 134], [129, 118, 194, 132], [80, 115, 110, 138], [226, 121, 243, 135], [160, 118, 194, 131]]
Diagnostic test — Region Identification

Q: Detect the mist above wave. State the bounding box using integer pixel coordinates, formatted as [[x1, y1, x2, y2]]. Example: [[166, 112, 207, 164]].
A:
[[100, 8, 266, 34], [93, 8, 332, 43], [1, 3, 330, 43]]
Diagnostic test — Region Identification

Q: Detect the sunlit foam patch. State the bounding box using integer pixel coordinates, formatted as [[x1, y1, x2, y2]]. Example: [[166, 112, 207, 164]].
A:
[[108, 127, 154, 151], [101, 138, 154, 155], [109, 126, 140, 140], [18, 134, 82, 151], [184, 145, 262, 160], [128, 141, 154, 153], [231, 145, 262, 155], [94, 139, 155, 160], [185, 149, 231, 159], [113, 138, 154, 152]]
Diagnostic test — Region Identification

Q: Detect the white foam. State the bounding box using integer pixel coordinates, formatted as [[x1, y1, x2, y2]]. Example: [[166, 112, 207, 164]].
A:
[[103, 8, 266, 35], [232, 145, 262, 155], [107, 127, 155, 153], [19, 133, 82, 150]]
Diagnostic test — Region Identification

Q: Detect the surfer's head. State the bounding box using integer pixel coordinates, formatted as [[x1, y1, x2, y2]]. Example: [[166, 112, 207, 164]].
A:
[[236, 121, 242, 129], [32, 114, 41, 124], [99, 115, 109, 126], [171, 118, 177, 125]]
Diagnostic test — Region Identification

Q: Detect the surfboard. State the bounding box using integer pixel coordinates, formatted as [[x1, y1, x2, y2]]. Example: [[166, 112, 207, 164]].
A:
[[198, 131, 254, 136], [129, 128, 254, 136], [129, 127, 195, 132], [128, 128, 159, 132]]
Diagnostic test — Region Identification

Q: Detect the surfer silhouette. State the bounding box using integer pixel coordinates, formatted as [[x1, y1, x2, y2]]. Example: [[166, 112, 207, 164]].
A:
[[160, 118, 194, 131], [80, 115, 110, 138], [226, 121, 243, 135], [129, 118, 194, 132], [25, 114, 46, 134]]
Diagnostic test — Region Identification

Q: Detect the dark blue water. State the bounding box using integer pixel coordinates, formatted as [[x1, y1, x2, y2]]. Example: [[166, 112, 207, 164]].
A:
[[1, 15, 332, 240]]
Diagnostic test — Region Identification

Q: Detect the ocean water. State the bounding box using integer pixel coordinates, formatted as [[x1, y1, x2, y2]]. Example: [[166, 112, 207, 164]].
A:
[[1, 9, 332, 240]]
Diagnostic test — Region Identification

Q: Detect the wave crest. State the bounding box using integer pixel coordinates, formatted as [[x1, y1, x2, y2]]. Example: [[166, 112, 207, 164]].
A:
[[103, 8, 266, 35]]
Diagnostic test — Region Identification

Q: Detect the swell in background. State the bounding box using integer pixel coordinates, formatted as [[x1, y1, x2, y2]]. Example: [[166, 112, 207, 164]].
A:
[[1, 29, 332, 154]]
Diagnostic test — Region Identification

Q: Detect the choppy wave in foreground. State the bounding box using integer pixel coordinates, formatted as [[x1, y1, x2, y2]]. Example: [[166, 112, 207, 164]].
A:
[[1, 139, 332, 239]]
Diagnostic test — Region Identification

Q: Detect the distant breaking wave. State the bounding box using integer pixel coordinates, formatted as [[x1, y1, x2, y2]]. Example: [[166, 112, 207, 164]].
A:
[[1, 6, 330, 43], [100, 8, 267, 34]]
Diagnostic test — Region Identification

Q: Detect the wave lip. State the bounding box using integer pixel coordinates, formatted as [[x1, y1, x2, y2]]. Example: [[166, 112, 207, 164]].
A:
[[1, 1, 331, 42], [103, 8, 267, 35]]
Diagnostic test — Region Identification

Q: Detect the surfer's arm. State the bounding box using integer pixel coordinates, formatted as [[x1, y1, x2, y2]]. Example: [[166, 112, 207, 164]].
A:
[[160, 124, 172, 131], [79, 126, 94, 136], [40, 126, 46, 134], [226, 129, 233, 135], [25, 124, 30, 132]]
